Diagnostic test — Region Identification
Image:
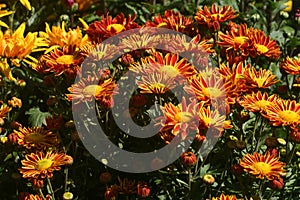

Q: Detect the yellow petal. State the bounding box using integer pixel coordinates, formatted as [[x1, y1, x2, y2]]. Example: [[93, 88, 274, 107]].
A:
[[79, 18, 89, 30], [14, 23, 26, 37], [283, 0, 293, 12], [0, 59, 16, 82], [0, 10, 14, 18], [19, 0, 32, 11], [0, 20, 9, 28]]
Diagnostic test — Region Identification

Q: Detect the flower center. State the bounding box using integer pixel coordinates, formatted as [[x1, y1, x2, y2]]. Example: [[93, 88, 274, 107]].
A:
[[106, 24, 125, 33], [174, 112, 193, 123], [234, 36, 248, 46], [255, 100, 271, 110], [36, 159, 53, 170], [56, 55, 74, 65], [82, 85, 102, 96], [254, 78, 266, 88], [211, 13, 224, 20], [278, 110, 300, 123], [24, 133, 44, 143], [202, 87, 223, 99], [252, 162, 271, 175], [149, 83, 167, 93], [160, 66, 180, 78], [255, 44, 269, 54]]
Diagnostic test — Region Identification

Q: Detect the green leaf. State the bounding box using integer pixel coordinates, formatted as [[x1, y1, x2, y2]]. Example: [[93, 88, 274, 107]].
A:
[[270, 30, 285, 46], [282, 25, 295, 37], [25, 107, 52, 127]]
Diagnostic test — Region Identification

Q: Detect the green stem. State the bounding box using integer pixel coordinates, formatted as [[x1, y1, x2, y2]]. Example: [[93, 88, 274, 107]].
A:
[[187, 168, 192, 200], [286, 143, 297, 165], [47, 177, 56, 200], [267, 190, 275, 200], [39, 188, 46, 200], [258, 179, 264, 200]]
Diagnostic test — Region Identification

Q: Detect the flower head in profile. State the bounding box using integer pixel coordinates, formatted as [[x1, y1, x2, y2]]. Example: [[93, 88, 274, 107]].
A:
[[211, 194, 239, 200], [14, 127, 59, 150], [248, 28, 281, 59], [238, 91, 279, 113], [0, 104, 11, 125], [146, 10, 194, 34], [243, 67, 279, 89], [19, 151, 73, 179], [39, 22, 89, 51], [66, 75, 118, 107], [19, 192, 51, 200], [0, 23, 46, 81], [240, 152, 286, 180], [262, 99, 300, 127], [195, 4, 238, 30], [86, 13, 140, 43], [280, 56, 300, 75]]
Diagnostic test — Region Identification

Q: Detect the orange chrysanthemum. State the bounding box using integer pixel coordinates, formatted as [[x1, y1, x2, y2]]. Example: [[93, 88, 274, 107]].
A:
[[8, 97, 22, 108], [238, 91, 279, 113], [158, 97, 201, 141], [35, 45, 86, 79], [218, 23, 251, 56], [248, 28, 281, 59], [19, 193, 51, 200], [280, 56, 300, 75], [131, 52, 198, 82], [0, 104, 11, 125], [184, 73, 229, 105], [86, 13, 140, 43], [19, 151, 72, 179], [66, 75, 118, 106], [146, 10, 194, 34], [136, 72, 176, 94], [195, 4, 238, 28], [243, 67, 279, 89], [198, 106, 231, 132], [13, 127, 59, 150], [211, 194, 239, 200], [262, 99, 300, 126], [239, 152, 286, 180]]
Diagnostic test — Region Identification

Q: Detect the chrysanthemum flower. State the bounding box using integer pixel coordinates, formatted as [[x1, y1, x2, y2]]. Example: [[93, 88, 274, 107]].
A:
[[248, 28, 281, 59], [146, 10, 194, 34], [198, 106, 231, 133], [0, 4, 14, 28], [262, 99, 300, 127], [66, 75, 118, 106], [114, 177, 137, 195], [158, 97, 201, 140], [137, 72, 176, 94], [35, 45, 86, 79], [238, 91, 279, 113], [211, 194, 238, 200], [0, 23, 46, 81], [19, 151, 72, 179], [14, 127, 59, 150], [184, 73, 228, 104], [218, 23, 251, 56], [19, 192, 51, 200], [86, 13, 140, 43], [0, 104, 11, 125], [131, 52, 198, 82], [120, 32, 159, 51], [195, 4, 238, 29], [239, 152, 286, 180], [280, 56, 300, 75], [243, 67, 279, 89], [8, 97, 22, 108], [39, 22, 89, 51]]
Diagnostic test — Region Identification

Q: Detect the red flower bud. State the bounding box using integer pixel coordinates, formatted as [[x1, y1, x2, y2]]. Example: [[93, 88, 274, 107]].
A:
[[181, 152, 197, 167], [269, 177, 284, 190]]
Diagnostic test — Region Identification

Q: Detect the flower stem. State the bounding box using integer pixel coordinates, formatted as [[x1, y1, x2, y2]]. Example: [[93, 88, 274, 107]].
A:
[[258, 179, 264, 200], [39, 188, 46, 200], [187, 168, 192, 200], [286, 143, 297, 165], [47, 177, 56, 200]]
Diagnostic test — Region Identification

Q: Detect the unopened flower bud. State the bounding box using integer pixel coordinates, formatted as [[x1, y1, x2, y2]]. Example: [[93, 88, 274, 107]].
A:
[[269, 177, 284, 190], [203, 174, 215, 185], [180, 152, 197, 167], [63, 192, 74, 200]]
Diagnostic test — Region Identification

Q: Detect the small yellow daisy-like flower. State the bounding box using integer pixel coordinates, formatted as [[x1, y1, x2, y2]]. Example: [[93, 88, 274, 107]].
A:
[[240, 152, 286, 180], [14, 126, 59, 150], [280, 56, 300, 75], [262, 99, 300, 127], [19, 151, 72, 179]]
